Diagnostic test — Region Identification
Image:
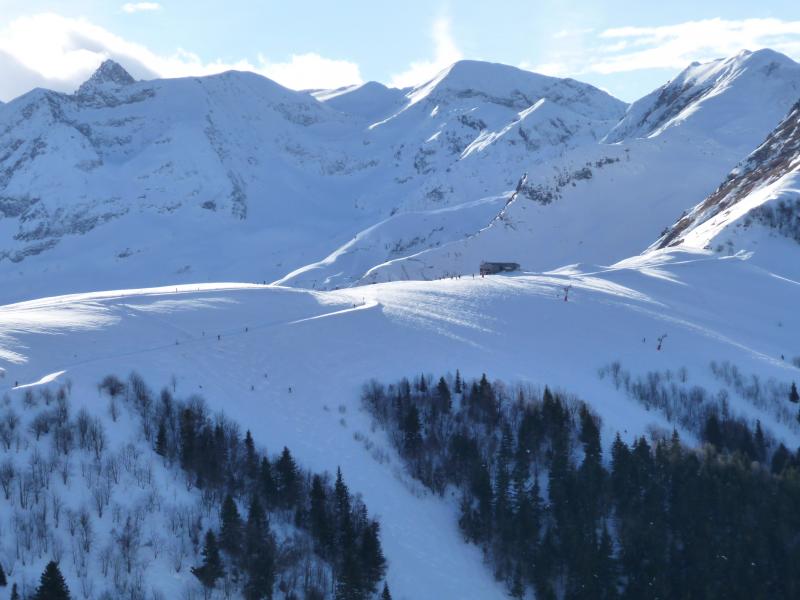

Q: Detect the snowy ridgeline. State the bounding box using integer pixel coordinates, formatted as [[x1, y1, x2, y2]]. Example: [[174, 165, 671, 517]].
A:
[[0, 373, 389, 600], [1, 50, 800, 301], [362, 372, 800, 599]]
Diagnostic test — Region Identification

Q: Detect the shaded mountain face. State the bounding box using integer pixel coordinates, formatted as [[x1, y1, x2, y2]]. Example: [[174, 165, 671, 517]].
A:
[[656, 99, 800, 264], [0, 53, 798, 301]]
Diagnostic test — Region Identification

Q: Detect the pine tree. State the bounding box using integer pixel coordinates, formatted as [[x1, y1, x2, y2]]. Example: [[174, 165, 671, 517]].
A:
[[401, 405, 422, 457], [10, 583, 19, 600], [155, 420, 168, 457], [275, 447, 300, 507], [33, 562, 70, 600], [597, 524, 618, 599], [359, 520, 387, 593], [791, 382, 800, 404], [333, 467, 354, 552], [334, 545, 362, 600], [243, 496, 275, 600], [454, 369, 462, 394], [0, 562, 6, 586], [309, 474, 333, 554], [179, 407, 197, 471], [244, 430, 258, 479], [192, 530, 224, 592], [220, 494, 242, 557], [754, 420, 767, 463], [259, 456, 276, 507], [436, 377, 451, 412], [380, 582, 392, 600]]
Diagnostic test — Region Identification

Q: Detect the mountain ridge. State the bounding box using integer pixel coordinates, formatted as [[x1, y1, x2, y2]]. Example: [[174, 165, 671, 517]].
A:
[[1, 50, 799, 301]]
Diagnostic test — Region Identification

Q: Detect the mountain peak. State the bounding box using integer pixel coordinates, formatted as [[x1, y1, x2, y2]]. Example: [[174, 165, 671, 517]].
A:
[[77, 59, 136, 95], [603, 48, 800, 146]]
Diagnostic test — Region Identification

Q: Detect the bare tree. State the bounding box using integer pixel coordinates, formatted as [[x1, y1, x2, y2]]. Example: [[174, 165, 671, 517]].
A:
[[51, 492, 64, 528], [29, 412, 50, 440], [78, 505, 93, 553], [116, 515, 142, 574], [0, 458, 15, 499], [88, 418, 107, 460], [93, 481, 111, 518]]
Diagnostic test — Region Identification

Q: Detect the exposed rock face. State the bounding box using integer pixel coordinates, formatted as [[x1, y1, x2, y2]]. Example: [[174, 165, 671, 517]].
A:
[[658, 100, 800, 249]]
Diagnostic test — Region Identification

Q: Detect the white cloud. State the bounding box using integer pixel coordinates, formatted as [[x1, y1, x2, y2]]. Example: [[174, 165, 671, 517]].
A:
[[388, 17, 463, 89], [590, 18, 800, 74], [519, 61, 569, 77], [537, 18, 800, 80], [0, 12, 362, 101], [256, 53, 363, 90], [121, 2, 162, 13]]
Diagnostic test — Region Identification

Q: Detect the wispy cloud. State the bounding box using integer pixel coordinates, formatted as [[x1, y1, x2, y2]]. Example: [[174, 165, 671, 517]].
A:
[[388, 17, 463, 88], [0, 13, 362, 101], [524, 17, 800, 80], [591, 18, 800, 73], [121, 2, 162, 13]]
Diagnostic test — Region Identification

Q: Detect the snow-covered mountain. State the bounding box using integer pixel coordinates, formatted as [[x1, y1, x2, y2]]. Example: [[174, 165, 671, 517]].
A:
[[3, 51, 800, 299], [344, 50, 800, 286], [0, 59, 629, 301], [653, 98, 800, 277], [2, 48, 800, 600], [604, 49, 800, 153]]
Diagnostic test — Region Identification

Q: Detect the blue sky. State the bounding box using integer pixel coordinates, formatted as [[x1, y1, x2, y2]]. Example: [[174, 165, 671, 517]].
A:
[[1, 0, 799, 102]]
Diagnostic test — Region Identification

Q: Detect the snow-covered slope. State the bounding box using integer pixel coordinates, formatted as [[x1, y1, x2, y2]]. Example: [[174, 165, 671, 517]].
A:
[[604, 49, 800, 154], [1, 248, 799, 598], [655, 99, 800, 277], [312, 81, 407, 123], [2, 51, 799, 301], [352, 51, 800, 285], [0, 59, 628, 302]]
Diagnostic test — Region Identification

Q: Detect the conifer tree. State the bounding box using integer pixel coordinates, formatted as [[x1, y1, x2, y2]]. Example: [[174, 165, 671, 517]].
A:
[[334, 546, 362, 600], [454, 369, 462, 394], [791, 382, 800, 404], [244, 430, 258, 479], [192, 530, 224, 592], [259, 456, 277, 507], [436, 377, 451, 412], [220, 494, 242, 557], [179, 407, 197, 471], [155, 420, 168, 457], [401, 405, 422, 457], [10, 583, 19, 600], [380, 581, 392, 600], [309, 474, 333, 554], [334, 468, 351, 524], [33, 562, 70, 600], [0, 562, 6, 586], [597, 524, 618, 599], [359, 520, 387, 593], [243, 497, 275, 600], [275, 447, 300, 507], [754, 420, 767, 463]]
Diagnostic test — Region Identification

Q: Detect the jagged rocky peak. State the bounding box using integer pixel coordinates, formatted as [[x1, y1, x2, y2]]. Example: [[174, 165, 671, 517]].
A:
[[77, 59, 136, 95]]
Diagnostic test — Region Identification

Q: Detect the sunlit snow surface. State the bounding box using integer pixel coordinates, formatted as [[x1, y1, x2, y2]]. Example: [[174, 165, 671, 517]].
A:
[[2, 249, 798, 599]]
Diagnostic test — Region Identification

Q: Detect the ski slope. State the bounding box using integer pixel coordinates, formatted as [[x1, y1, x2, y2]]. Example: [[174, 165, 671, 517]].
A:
[[2, 249, 799, 599]]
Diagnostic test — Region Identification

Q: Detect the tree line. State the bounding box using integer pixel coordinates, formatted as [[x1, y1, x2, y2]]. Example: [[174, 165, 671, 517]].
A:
[[362, 372, 800, 599], [101, 373, 389, 600]]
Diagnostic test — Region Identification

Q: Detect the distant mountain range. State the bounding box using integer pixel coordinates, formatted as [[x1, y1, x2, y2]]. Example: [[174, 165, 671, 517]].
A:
[[0, 49, 798, 301]]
